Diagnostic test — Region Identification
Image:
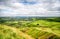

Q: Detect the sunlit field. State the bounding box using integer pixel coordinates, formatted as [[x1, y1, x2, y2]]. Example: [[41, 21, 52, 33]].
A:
[[0, 17, 60, 39]]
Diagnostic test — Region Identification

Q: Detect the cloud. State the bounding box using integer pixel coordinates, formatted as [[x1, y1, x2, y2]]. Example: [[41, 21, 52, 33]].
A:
[[0, 0, 60, 17]]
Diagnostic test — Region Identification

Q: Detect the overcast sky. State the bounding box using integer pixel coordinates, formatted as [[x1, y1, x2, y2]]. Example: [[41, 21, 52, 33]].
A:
[[0, 0, 60, 17]]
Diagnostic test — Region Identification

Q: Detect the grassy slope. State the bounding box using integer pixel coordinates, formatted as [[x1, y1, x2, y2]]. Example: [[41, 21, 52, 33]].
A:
[[0, 24, 34, 39], [31, 20, 60, 27], [0, 19, 60, 39], [1, 24, 60, 39], [0, 25, 24, 39], [20, 27, 60, 39], [31, 20, 60, 36]]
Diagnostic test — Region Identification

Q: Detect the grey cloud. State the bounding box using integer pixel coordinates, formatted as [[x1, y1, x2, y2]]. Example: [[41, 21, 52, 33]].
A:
[[0, 0, 60, 17]]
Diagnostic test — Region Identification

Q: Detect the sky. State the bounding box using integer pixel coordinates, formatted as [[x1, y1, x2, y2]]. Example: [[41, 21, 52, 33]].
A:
[[0, 0, 60, 17]]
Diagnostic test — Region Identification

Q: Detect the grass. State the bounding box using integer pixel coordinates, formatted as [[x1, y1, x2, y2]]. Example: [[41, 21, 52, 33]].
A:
[[19, 27, 60, 39], [0, 17, 60, 39], [31, 20, 60, 27], [0, 25, 26, 39]]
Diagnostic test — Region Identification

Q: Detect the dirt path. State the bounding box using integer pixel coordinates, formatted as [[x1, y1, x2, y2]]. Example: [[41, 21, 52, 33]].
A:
[[38, 33, 54, 39], [2, 25, 35, 39]]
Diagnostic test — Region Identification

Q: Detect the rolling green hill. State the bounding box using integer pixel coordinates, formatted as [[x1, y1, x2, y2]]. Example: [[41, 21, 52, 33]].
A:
[[0, 17, 60, 39], [0, 25, 34, 39], [0, 24, 60, 39]]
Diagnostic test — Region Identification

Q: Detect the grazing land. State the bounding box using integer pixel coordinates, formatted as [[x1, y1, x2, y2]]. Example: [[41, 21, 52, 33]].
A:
[[0, 17, 60, 39]]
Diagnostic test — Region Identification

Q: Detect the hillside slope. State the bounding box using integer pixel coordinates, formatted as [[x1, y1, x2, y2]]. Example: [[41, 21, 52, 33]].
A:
[[0, 24, 34, 39]]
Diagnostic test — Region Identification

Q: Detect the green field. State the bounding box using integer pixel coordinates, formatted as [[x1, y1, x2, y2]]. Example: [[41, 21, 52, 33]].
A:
[[0, 17, 60, 39]]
